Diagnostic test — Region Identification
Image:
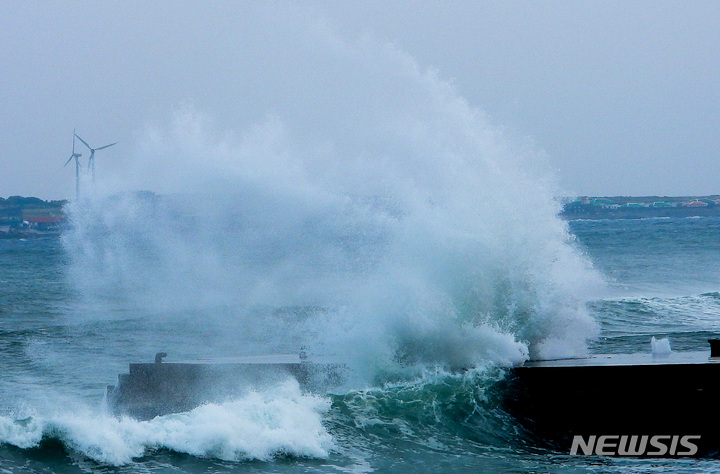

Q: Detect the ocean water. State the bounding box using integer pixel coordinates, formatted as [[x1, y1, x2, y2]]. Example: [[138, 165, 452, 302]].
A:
[[3, 31, 720, 471], [1, 214, 719, 472]]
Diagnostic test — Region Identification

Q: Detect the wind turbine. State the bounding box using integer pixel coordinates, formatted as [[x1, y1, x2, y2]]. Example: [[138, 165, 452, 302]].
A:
[[74, 133, 117, 183], [64, 129, 83, 200]]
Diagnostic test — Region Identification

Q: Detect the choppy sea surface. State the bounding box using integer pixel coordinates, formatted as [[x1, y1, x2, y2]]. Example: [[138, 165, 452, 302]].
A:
[[1, 214, 720, 472]]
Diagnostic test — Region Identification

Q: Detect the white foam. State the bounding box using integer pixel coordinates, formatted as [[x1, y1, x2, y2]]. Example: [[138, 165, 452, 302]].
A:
[[0, 379, 333, 465]]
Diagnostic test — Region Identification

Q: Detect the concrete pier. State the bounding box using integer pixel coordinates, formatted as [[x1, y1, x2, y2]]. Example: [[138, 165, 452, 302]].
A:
[[107, 353, 345, 420], [505, 343, 720, 456]]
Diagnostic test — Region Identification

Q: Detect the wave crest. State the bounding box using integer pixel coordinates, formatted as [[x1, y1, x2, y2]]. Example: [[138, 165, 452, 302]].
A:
[[0, 379, 332, 465]]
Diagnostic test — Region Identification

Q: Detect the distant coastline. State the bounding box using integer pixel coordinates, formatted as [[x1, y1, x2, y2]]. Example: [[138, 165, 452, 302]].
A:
[[0, 196, 66, 238], [2, 194, 720, 239], [560, 195, 720, 220]]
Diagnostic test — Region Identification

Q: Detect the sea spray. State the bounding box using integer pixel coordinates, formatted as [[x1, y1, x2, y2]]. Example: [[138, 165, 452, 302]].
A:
[[651, 336, 672, 356], [62, 28, 602, 383]]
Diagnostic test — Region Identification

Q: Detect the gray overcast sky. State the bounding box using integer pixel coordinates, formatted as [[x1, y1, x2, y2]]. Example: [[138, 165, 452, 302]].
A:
[[2, 0, 719, 200]]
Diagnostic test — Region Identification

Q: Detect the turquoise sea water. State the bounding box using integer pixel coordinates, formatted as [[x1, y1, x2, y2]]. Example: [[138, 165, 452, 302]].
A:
[[1, 215, 720, 472]]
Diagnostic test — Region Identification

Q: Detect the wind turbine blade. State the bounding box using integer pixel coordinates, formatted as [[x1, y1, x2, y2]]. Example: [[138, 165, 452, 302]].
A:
[[96, 142, 118, 151], [64, 155, 74, 167], [74, 134, 92, 150]]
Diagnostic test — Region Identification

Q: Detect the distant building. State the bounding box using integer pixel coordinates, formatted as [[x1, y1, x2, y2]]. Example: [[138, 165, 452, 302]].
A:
[[682, 200, 709, 207], [25, 215, 64, 232]]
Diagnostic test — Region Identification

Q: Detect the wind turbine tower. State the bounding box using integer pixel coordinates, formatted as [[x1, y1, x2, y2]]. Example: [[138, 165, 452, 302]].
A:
[[74, 133, 117, 184], [64, 129, 83, 200]]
